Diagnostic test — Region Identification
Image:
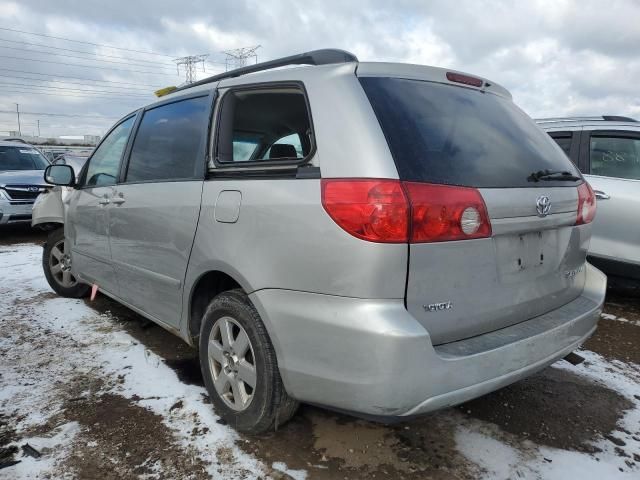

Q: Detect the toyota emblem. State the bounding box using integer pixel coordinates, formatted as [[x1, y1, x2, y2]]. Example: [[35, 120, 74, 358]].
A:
[[536, 195, 551, 217]]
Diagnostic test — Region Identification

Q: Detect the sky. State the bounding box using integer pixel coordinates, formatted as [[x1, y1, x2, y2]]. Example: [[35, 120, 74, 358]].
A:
[[0, 0, 638, 138]]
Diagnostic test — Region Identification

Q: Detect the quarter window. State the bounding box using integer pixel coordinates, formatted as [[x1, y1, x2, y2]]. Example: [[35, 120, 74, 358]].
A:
[[84, 116, 134, 187], [126, 96, 209, 182], [550, 135, 572, 157], [590, 136, 640, 180], [217, 87, 312, 164]]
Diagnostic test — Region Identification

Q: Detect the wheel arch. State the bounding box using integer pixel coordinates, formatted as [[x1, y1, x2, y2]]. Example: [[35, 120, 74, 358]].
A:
[[187, 269, 244, 346]]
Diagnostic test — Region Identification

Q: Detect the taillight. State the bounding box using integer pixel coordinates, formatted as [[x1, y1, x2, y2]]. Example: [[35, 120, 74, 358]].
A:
[[576, 182, 596, 225], [321, 179, 492, 243], [321, 179, 409, 243], [404, 182, 492, 242]]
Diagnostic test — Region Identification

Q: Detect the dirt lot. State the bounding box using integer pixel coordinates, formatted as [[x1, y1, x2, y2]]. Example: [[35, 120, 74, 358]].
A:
[[1, 224, 639, 479]]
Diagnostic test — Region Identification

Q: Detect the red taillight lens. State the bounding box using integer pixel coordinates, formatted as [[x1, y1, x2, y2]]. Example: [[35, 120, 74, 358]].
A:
[[321, 179, 409, 243], [576, 182, 596, 225], [404, 182, 492, 242], [321, 179, 492, 243]]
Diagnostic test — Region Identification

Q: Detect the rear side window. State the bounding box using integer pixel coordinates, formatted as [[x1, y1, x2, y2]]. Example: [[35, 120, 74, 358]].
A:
[[590, 136, 640, 180], [126, 96, 209, 182], [550, 135, 572, 157], [360, 77, 581, 188], [217, 87, 312, 164]]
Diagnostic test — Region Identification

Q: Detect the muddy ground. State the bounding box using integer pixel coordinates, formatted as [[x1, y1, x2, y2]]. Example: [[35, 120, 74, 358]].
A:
[[1, 224, 639, 479]]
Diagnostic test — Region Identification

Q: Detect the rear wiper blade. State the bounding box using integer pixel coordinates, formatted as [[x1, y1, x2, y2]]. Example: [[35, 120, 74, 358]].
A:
[[527, 169, 581, 182]]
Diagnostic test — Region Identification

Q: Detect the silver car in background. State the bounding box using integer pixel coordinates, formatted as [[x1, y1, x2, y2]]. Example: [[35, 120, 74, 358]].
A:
[[538, 116, 640, 287], [0, 141, 50, 225], [40, 49, 606, 434]]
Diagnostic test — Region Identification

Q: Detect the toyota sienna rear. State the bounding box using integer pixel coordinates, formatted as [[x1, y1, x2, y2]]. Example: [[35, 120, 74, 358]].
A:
[[40, 50, 606, 433]]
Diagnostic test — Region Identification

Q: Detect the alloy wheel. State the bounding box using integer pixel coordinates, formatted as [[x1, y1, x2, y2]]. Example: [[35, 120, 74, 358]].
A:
[[49, 238, 78, 288], [208, 316, 257, 411]]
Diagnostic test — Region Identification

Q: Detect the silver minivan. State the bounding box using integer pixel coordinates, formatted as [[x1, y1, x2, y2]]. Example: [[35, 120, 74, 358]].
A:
[[39, 49, 606, 433]]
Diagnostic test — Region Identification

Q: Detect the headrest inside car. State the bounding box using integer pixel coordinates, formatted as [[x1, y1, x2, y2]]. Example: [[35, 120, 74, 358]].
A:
[[269, 143, 297, 159]]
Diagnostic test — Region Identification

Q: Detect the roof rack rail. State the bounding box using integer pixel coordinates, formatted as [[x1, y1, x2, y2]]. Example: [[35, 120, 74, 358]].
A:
[[173, 48, 358, 93], [602, 115, 637, 122], [536, 115, 638, 123]]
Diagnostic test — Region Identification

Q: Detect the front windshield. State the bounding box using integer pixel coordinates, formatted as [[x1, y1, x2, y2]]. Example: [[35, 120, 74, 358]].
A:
[[0, 146, 49, 171]]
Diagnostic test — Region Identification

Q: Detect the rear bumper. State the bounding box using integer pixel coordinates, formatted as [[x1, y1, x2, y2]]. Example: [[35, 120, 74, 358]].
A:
[[250, 263, 607, 417], [0, 200, 34, 224]]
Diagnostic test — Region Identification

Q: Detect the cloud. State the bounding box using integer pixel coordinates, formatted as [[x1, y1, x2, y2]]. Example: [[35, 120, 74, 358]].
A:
[[0, 0, 638, 137]]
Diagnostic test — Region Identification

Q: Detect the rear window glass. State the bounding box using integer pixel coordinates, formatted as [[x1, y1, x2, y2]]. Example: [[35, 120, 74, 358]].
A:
[[360, 77, 580, 188], [0, 146, 48, 171]]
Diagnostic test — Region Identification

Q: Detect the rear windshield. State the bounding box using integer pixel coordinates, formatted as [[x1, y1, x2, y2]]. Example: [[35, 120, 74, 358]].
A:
[[360, 77, 581, 188], [0, 146, 49, 171]]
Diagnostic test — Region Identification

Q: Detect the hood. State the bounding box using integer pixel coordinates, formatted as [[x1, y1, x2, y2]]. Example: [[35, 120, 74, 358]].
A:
[[0, 169, 48, 188]]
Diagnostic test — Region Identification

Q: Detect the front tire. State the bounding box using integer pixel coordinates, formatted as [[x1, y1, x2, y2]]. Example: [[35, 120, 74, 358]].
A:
[[42, 227, 90, 298], [199, 289, 298, 434]]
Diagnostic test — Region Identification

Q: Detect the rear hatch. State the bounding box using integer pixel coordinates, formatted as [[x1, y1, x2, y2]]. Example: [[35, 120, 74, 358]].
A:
[[359, 72, 591, 345]]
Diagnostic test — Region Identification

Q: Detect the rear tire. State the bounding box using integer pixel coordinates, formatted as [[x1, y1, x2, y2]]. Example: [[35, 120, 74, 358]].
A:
[[42, 227, 90, 298], [199, 289, 298, 434]]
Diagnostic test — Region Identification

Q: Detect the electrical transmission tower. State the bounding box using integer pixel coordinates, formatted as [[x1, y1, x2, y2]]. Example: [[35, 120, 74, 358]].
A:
[[173, 54, 209, 84], [222, 46, 261, 71]]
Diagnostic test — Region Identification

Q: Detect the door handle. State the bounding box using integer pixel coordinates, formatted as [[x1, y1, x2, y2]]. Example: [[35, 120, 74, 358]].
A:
[[111, 194, 126, 205], [98, 195, 110, 205], [594, 190, 610, 200]]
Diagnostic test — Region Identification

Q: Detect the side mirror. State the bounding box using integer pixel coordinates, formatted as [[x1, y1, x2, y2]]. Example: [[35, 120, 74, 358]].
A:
[[44, 164, 75, 186]]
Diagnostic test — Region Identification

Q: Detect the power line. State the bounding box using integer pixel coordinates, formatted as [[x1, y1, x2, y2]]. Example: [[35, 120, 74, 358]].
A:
[[0, 44, 178, 70], [0, 81, 152, 97], [0, 67, 164, 88], [0, 26, 175, 58], [0, 72, 156, 92], [0, 53, 182, 76], [0, 109, 123, 119], [0, 37, 177, 66], [0, 88, 147, 101]]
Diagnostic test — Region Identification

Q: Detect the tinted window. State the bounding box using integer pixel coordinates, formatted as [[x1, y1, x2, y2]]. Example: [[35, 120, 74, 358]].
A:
[[0, 146, 48, 171], [590, 136, 640, 180], [126, 96, 209, 182], [218, 88, 311, 163], [550, 135, 572, 157], [360, 77, 580, 188], [84, 116, 134, 187]]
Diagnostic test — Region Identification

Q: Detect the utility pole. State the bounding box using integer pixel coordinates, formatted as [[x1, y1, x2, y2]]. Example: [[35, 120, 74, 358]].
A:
[[15, 103, 21, 135], [173, 55, 209, 84], [37, 119, 40, 137], [222, 46, 261, 71]]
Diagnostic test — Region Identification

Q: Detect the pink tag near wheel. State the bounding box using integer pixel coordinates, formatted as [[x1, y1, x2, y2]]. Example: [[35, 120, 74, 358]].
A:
[[90, 284, 98, 301]]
